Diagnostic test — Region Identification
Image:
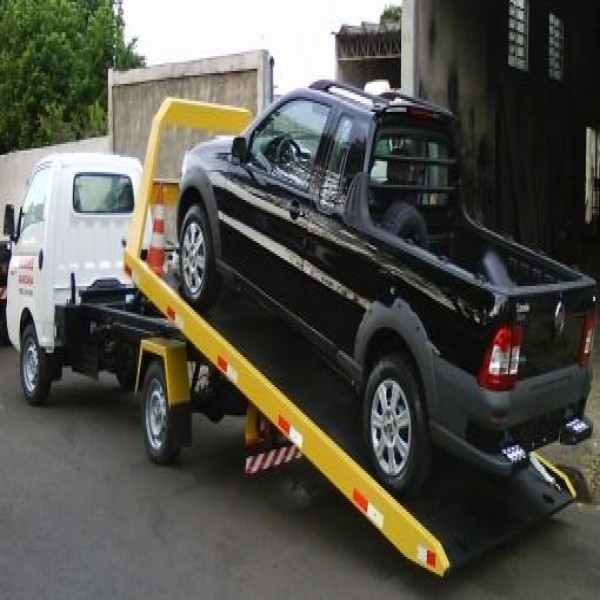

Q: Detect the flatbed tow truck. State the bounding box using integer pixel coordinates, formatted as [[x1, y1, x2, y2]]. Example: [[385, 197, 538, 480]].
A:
[[10, 99, 581, 577]]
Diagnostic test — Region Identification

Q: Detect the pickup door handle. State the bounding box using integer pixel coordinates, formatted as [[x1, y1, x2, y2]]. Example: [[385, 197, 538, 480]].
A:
[[289, 200, 303, 221]]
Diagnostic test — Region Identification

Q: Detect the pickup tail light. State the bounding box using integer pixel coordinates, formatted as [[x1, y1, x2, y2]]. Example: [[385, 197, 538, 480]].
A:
[[478, 324, 523, 391], [578, 311, 596, 369]]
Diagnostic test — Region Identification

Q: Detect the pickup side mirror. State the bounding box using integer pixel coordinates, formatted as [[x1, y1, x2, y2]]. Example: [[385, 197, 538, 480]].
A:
[[231, 136, 248, 163], [3, 204, 15, 239]]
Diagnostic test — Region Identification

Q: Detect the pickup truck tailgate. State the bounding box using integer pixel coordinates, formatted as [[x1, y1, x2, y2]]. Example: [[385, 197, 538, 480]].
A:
[[516, 282, 596, 379]]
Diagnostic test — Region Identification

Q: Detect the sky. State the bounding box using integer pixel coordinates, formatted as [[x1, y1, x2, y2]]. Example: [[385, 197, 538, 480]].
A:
[[121, 0, 394, 93]]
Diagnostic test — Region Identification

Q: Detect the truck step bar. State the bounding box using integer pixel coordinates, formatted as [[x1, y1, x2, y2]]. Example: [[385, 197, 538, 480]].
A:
[[122, 98, 576, 577]]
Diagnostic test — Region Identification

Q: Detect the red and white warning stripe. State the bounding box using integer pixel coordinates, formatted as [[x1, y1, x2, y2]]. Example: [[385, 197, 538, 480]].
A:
[[277, 415, 303, 449], [217, 355, 238, 384], [417, 545, 437, 569], [245, 445, 302, 475], [166, 306, 184, 329], [352, 488, 384, 530]]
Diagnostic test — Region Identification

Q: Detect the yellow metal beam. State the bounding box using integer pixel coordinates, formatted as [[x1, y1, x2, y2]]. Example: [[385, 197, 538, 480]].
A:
[[136, 337, 190, 407], [125, 250, 450, 576], [127, 98, 252, 257]]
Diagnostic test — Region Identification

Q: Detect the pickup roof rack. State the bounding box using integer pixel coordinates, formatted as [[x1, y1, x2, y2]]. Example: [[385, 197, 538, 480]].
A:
[[109, 97, 580, 577], [309, 79, 452, 117]]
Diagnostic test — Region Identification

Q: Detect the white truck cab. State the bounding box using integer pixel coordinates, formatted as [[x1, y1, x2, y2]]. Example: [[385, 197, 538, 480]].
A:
[[4, 153, 142, 360]]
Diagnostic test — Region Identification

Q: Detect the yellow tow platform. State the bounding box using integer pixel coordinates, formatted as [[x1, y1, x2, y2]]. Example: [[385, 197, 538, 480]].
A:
[[123, 98, 576, 577]]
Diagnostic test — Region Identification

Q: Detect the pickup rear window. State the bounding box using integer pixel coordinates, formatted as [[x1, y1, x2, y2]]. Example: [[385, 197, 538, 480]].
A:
[[73, 173, 134, 214], [369, 129, 456, 208]]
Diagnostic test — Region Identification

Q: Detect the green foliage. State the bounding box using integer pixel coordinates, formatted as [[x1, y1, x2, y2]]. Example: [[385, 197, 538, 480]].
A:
[[0, 0, 145, 152], [380, 4, 402, 25]]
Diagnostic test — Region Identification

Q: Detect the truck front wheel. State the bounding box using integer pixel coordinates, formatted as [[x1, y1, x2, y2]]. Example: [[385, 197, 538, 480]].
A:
[[20, 323, 51, 406], [363, 353, 431, 495], [142, 360, 181, 465]]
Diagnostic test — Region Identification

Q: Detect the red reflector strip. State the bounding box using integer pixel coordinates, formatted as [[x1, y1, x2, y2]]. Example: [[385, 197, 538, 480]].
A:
[[217, 355, 238, 383], [278, 415, 290, 435], [417, 545, 437, 569], [352, 488, 384, 529], [165, 306, 184, 329], [352, 488, 368, 513], [277, 415, 303, 448]]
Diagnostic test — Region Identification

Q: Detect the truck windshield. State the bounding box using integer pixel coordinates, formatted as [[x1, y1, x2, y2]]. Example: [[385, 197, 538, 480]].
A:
[[73, 174, 134, 214], [369, 129, 456, 208]]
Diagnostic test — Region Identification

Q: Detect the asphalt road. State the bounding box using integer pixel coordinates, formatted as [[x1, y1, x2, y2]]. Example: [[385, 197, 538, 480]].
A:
[[1, 345, 599, 600]]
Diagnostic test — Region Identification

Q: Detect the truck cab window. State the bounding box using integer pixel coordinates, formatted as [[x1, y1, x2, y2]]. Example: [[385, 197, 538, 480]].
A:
[[73, 174, 134, 214], [249, 99, 330, 191], [20, 167, 52, 234]]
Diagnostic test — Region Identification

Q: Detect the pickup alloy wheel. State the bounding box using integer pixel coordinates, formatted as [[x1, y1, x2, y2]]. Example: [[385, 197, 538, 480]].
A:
[[20, 323, 51, 406], [179, 204, 218, 310], [363, 353, 431, 495]]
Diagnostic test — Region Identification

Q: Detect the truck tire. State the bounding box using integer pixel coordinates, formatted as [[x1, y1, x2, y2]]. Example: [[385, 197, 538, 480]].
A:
[[178, 204, 219, 311], [0, 307, 8, 346], [20, 323, 51, 406], [363, 353, 431, 495], [142, 360, 181, 465], [381, 201, 428, 249]]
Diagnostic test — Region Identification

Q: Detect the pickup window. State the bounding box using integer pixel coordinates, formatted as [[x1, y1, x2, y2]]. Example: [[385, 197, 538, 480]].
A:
[[319, 116, 368, 213], [248, 99, 330, 190], [73, 173, 134, 214], [369, 130, 455, 209]]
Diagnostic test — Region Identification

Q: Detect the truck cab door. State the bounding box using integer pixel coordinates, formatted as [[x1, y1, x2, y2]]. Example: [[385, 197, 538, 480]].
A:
[[6, 166, 53, 350]]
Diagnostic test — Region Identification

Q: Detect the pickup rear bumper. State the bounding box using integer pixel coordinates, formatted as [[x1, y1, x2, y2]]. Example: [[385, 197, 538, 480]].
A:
[[430, 356, 593, 477]]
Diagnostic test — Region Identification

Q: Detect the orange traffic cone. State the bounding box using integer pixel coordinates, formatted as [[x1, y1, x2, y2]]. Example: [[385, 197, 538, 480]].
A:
[[146, 185, 166, 277]]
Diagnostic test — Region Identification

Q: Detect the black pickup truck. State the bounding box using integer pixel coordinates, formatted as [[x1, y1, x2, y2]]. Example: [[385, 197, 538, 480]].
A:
[[175, 80, 596, 494]]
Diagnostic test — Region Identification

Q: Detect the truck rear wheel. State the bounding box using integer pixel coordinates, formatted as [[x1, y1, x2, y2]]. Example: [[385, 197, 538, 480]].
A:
[[363, 353, 431, 495], [142, 360, 181, 465], [20, 323, 51, 406], [178, 204, 219, 311]]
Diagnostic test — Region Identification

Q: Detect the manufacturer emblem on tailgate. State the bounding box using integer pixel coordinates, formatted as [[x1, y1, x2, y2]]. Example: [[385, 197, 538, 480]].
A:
[[554, 301, 566, 336]]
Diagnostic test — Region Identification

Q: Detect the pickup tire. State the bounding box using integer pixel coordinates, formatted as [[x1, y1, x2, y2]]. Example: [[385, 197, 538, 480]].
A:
[[20, 323, 51, 406], [178, 204, 219, 311], [363, 353, 431, 495], [381, 201, 428, 249], [142, 360, 181, 465]]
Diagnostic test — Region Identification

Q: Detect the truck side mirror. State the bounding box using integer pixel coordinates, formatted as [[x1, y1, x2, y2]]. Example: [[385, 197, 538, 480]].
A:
[[231, 136, 248, 163], [3, 204, 15, 239]]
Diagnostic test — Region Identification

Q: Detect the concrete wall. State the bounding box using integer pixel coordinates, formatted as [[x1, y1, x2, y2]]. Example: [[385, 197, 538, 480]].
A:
[[0, 136, 110, 240], [411, 0, 600, 261], [109, 50, 271, 180]]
